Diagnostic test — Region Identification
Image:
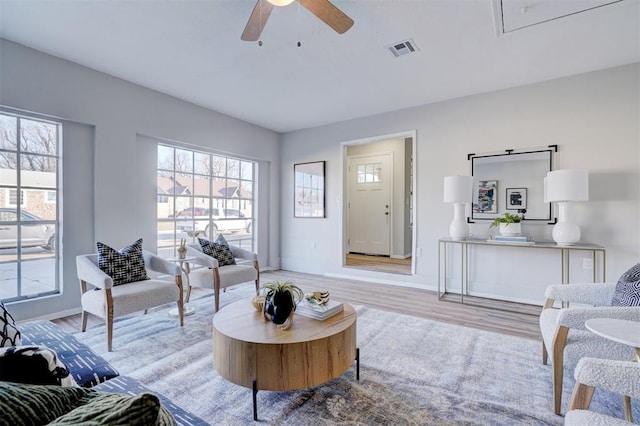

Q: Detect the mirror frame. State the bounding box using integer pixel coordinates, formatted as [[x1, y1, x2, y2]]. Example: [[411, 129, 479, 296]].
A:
[[469, 146, 556, 222]]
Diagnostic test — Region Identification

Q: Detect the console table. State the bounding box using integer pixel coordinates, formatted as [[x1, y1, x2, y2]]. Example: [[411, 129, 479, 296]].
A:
[[437, 237, 606, 309]]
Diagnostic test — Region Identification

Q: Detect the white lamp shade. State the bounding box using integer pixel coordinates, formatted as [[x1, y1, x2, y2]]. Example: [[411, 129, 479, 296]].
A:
[[267, 0, 295, 5], [443, 176, 473, 203], [546, 169, 589, 202]]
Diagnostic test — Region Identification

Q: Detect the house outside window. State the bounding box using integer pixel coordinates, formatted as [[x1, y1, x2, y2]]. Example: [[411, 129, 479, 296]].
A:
[[156, 144, 255, 258], [0, 111, 60, 302]]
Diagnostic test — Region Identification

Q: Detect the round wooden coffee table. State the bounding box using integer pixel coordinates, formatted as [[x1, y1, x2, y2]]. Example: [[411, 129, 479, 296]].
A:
[[212, 298, 358, 420]]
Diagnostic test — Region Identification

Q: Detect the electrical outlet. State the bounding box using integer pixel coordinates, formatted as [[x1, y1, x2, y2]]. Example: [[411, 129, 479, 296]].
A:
[[583, 258, 593, 270], [417, 247, 423, 257]]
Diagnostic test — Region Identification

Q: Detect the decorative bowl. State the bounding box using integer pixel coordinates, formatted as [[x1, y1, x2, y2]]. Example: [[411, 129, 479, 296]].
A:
[[251, 295, 266, 312]]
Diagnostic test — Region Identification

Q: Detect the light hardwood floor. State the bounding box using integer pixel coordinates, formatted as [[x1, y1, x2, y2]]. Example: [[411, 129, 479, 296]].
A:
[[55, 270, 542, 341]]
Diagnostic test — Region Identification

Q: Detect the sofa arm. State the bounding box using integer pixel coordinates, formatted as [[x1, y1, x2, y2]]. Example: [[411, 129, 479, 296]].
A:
[[556, 306, 640, 330], [544, 283, 616, 306], [185, 245, 219, 268], [143, 251, 180, 276], [76, 255, 113, 290]]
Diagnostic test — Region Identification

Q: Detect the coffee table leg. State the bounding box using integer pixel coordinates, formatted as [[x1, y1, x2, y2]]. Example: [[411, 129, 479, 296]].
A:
[[356, 347, 360, 381], [253, 380, 258, 421]]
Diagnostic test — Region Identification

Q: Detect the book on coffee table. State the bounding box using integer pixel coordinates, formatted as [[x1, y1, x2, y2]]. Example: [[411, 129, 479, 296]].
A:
[[296, 299, 344, 321]]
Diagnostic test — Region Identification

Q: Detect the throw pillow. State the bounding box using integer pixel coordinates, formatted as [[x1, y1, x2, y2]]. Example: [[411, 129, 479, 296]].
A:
[[215, 233, 230, 247], [0, 381, 91, 425], [0, 301, 21, 347], [198, 237, 236, 266], [611, 262, 640, 306], [96, 238, 149, 286], [0, 345, 77, 386], [50, 392, 171, 426]]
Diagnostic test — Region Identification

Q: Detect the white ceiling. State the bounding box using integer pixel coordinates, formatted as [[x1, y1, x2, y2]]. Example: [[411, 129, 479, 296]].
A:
[[0, 0, 638, 133]]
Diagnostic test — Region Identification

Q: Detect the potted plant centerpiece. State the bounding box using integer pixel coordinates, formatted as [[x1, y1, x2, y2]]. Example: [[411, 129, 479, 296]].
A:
[[490, 212, 523, 236], [262, 280, 304, 330]]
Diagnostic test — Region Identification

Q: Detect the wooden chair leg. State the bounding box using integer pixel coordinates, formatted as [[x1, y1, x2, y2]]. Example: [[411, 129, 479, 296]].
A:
[[254, 260, 260, 295], [81, 311, 88, 332], [552, 326, 569, 415], [105, 289, 114, 352], [185, 284, 192, 303], [176, 275, 184, 327], [214, 267, 221, 313], [569, 382, 595, 411], [542, 341, 548, 365]]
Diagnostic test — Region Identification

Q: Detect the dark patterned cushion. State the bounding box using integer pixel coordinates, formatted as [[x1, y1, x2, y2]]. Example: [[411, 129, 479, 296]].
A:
[[611, 262, 640, 306], [0, 345, 76, 386], [21, 321, 119, 387], [0, 382, 176, 426], [94, 376, 208, 426], [198, 237, 236, 266], [97, 238, 149, 286], [0, 301, 21, 347]]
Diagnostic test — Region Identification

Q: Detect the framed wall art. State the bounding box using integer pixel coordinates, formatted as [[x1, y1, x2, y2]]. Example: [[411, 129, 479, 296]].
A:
[[294, 161, 325, 218], [506, 187, 527, 210], [473, 180, 498, 214]]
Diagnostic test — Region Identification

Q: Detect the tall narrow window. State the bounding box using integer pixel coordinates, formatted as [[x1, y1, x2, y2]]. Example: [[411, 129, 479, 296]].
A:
[[157, 144, 255, 257], [0, 112, 60, 302]]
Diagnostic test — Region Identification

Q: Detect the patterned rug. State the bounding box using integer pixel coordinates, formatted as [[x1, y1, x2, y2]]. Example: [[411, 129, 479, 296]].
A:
[[73, 285, 636, 425]]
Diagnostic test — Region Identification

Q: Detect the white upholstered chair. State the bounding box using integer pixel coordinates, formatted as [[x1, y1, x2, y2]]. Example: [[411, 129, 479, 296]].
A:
[[539, 283, 640, 414], [76, 251, 184, 351], [185, 243, 259, 312], [565, 357, 640, 425]]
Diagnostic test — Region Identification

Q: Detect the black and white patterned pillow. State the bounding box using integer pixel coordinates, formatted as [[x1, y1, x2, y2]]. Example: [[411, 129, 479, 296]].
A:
[[611, 262, 640, 306], [96, 238, 149, 286], [0, 345, 77, 386], [198, 237, 236, 266], [1, 301, 21, 347]]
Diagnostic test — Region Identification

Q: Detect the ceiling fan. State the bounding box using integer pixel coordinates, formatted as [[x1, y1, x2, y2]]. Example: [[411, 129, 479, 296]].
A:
[[241, 0, 354, 42]]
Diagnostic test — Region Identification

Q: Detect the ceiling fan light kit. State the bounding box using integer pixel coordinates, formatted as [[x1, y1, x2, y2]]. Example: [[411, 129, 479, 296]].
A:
[[241, 0, 354, 43]]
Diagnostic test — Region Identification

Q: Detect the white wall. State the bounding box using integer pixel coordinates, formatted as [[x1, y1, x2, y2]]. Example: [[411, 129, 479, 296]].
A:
[[280, 64, 639, 303], [0, 39, 281, 321]]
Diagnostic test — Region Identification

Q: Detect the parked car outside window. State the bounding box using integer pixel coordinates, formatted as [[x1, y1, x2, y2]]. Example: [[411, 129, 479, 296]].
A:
[[0, 208, 56, 252], [175, 207, 251, 237]]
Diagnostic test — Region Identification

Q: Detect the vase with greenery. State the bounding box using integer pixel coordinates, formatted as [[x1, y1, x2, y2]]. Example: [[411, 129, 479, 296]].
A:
[[489, 212, 523, 236], [262, 280, 304, 330]]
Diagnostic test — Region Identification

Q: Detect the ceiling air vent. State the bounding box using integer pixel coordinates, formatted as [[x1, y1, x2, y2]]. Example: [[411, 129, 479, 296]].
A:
[[386, 38, 419, 58]]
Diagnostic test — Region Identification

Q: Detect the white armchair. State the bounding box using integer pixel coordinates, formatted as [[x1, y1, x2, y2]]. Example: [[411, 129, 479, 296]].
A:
[[539, 283, 640, 414], [76, 250, 184, 351], [566, 357, 640, 425], [185, 243, 259, 312]]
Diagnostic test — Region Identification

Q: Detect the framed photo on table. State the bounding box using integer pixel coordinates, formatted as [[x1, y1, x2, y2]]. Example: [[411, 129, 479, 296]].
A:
[[506, 188, 527, 210], [294, 161, 325, 218]]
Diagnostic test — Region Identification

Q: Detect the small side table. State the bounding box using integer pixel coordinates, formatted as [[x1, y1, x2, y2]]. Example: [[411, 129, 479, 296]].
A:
[[166, 256, 197, 317], [585, 318, 640, 422]]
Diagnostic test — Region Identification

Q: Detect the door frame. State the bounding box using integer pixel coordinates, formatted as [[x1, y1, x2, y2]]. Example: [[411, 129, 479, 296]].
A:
[[340, 130, 417, 275]]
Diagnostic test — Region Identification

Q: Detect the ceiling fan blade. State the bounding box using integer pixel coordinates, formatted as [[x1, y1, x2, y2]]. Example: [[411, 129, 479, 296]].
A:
[[241, 0, 275, 41], [299, 0, 354, 34]]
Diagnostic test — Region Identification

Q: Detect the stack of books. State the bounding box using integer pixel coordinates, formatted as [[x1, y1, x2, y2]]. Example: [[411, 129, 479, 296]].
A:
[[488, 235, 534, 244], [296, 299, 344, 321]]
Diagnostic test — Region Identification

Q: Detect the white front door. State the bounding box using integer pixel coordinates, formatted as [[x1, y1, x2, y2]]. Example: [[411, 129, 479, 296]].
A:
[[347, 153, 392, 256]]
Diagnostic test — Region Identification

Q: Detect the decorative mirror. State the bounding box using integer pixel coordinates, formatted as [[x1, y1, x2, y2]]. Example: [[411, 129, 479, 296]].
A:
[[469, 147, 555, 222]]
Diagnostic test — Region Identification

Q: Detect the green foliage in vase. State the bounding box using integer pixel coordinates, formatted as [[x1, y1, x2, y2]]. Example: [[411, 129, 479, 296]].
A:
[[489, 212, 523, 228]]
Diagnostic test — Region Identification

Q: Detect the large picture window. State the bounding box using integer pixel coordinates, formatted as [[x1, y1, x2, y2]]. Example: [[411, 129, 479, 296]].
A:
[[157, 144, 255, 257], [0, 111, 60, 302]]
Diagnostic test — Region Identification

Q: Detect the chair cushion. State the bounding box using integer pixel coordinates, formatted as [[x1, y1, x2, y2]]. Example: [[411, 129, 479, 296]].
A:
[[21, 321, 119, 387], [198, 236, 236, 266], [189, 264, 258, 290], [81, 279, 180, 318], [0, 345, 77, 386], [0, 301, 21, 347], [97, 238, 149, 286], [611, 262, 640, 306]]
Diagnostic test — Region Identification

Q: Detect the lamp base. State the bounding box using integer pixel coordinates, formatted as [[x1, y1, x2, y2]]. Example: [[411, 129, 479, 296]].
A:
[[449, 203, 468, 240], [552, 203, 581, 245]]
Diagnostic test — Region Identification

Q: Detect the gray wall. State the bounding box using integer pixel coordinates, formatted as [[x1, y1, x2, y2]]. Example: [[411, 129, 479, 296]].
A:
[[280, 64, 639, 303], [0, 39, 281, 321]]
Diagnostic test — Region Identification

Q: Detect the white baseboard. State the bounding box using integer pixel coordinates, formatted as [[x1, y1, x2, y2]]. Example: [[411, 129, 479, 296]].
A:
[[18, 307, 83, 325]]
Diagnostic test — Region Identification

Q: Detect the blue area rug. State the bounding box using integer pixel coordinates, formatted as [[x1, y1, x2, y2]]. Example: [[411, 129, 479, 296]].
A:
[[73, 285, 637, 425]]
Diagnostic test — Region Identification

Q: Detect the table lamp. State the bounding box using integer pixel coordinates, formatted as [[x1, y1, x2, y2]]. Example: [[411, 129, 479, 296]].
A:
[[546, 169, 589, 245], [443, 175, 473, 240]]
